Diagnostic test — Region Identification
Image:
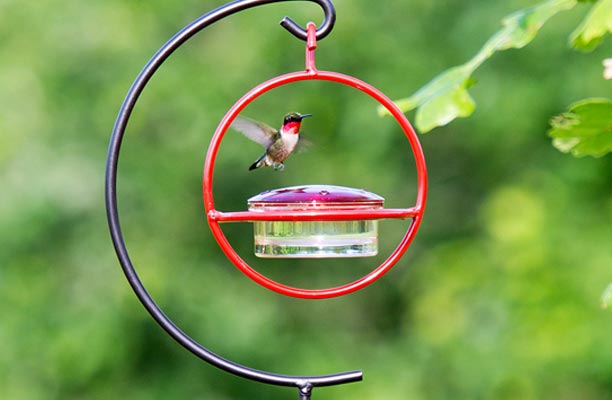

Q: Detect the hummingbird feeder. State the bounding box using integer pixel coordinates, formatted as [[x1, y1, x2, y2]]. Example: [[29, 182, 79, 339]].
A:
[[203, 21, 427, 300], [105, 1, 427, 399], [248, 185, 384, 258]]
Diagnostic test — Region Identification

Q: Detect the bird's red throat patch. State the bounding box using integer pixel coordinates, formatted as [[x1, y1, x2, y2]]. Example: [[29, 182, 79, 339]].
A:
[[283, 121, 301, 134]]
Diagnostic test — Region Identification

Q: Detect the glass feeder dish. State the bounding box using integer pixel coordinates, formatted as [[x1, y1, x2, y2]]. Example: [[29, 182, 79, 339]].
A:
[[247, 185, 384, 258]]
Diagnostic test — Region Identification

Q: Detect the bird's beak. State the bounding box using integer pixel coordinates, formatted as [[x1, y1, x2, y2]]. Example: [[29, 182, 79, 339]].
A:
[[299, 113, 313, 120]]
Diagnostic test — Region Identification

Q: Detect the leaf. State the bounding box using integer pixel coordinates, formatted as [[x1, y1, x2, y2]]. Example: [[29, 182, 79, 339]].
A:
[[602, 283, 612, 309], [415, 81, 476, 133], [387, 66, 473, 113], [381, 65, 476, 132], [496, 0, 577, 50], [548, 98, 612, 157], [570, 0, 612, 51], [385, 0, 577, 133]]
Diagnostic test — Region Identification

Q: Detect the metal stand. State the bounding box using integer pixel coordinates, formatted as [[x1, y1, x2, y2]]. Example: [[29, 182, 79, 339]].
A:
[[106, 1, 362, 398]]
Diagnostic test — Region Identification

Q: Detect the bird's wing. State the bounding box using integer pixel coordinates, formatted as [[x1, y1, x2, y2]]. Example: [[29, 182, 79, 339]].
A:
[[295, 133, 312, 153], [230, 116, 277, 148]]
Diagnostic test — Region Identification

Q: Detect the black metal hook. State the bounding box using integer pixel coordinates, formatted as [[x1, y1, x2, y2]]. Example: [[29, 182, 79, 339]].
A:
[[106, 0, 358, 397], [280, 0, 336, 40]]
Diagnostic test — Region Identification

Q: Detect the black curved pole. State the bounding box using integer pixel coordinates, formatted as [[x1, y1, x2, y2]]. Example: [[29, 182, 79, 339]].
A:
[[105, 0, 362, 395]]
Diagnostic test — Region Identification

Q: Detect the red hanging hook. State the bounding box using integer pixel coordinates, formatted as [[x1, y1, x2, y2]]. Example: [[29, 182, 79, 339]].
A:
[[306, 22, 318, 74]]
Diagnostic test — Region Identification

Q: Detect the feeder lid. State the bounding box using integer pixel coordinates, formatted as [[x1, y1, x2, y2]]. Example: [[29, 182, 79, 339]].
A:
[[248, 185, 384, 208]]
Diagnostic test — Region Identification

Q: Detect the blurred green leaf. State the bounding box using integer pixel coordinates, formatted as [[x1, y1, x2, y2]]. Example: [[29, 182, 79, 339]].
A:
[[383, 66, 476, 133], [495, 0, 577, 50], [385, 0, 577, 132], [603, 283, 612, 309], [414, 74, 476, 133], [548, 98, 612, 157], [570, 0, 612, 51]]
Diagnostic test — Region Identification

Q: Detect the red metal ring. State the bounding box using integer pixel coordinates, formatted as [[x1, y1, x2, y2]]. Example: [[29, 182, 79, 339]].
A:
[[203, 70, 427, 299]]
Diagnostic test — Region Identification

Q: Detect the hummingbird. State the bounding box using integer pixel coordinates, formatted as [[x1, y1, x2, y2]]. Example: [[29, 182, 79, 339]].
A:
[[230, 112, 312, 171]]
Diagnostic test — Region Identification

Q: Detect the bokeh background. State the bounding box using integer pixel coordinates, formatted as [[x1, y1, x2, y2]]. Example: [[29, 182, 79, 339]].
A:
[[1, 0, 611, 399]]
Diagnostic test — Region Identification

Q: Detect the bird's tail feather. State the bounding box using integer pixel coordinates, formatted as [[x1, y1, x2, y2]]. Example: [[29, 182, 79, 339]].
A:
[[249, 153, 266, 171]]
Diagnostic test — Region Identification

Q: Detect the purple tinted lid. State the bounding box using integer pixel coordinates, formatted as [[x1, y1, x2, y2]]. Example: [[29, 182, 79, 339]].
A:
[[248, 185, 384, 206]]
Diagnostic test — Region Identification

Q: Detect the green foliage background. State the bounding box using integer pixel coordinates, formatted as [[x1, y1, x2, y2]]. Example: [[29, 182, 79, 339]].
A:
[[1, 0, 611, 399]]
